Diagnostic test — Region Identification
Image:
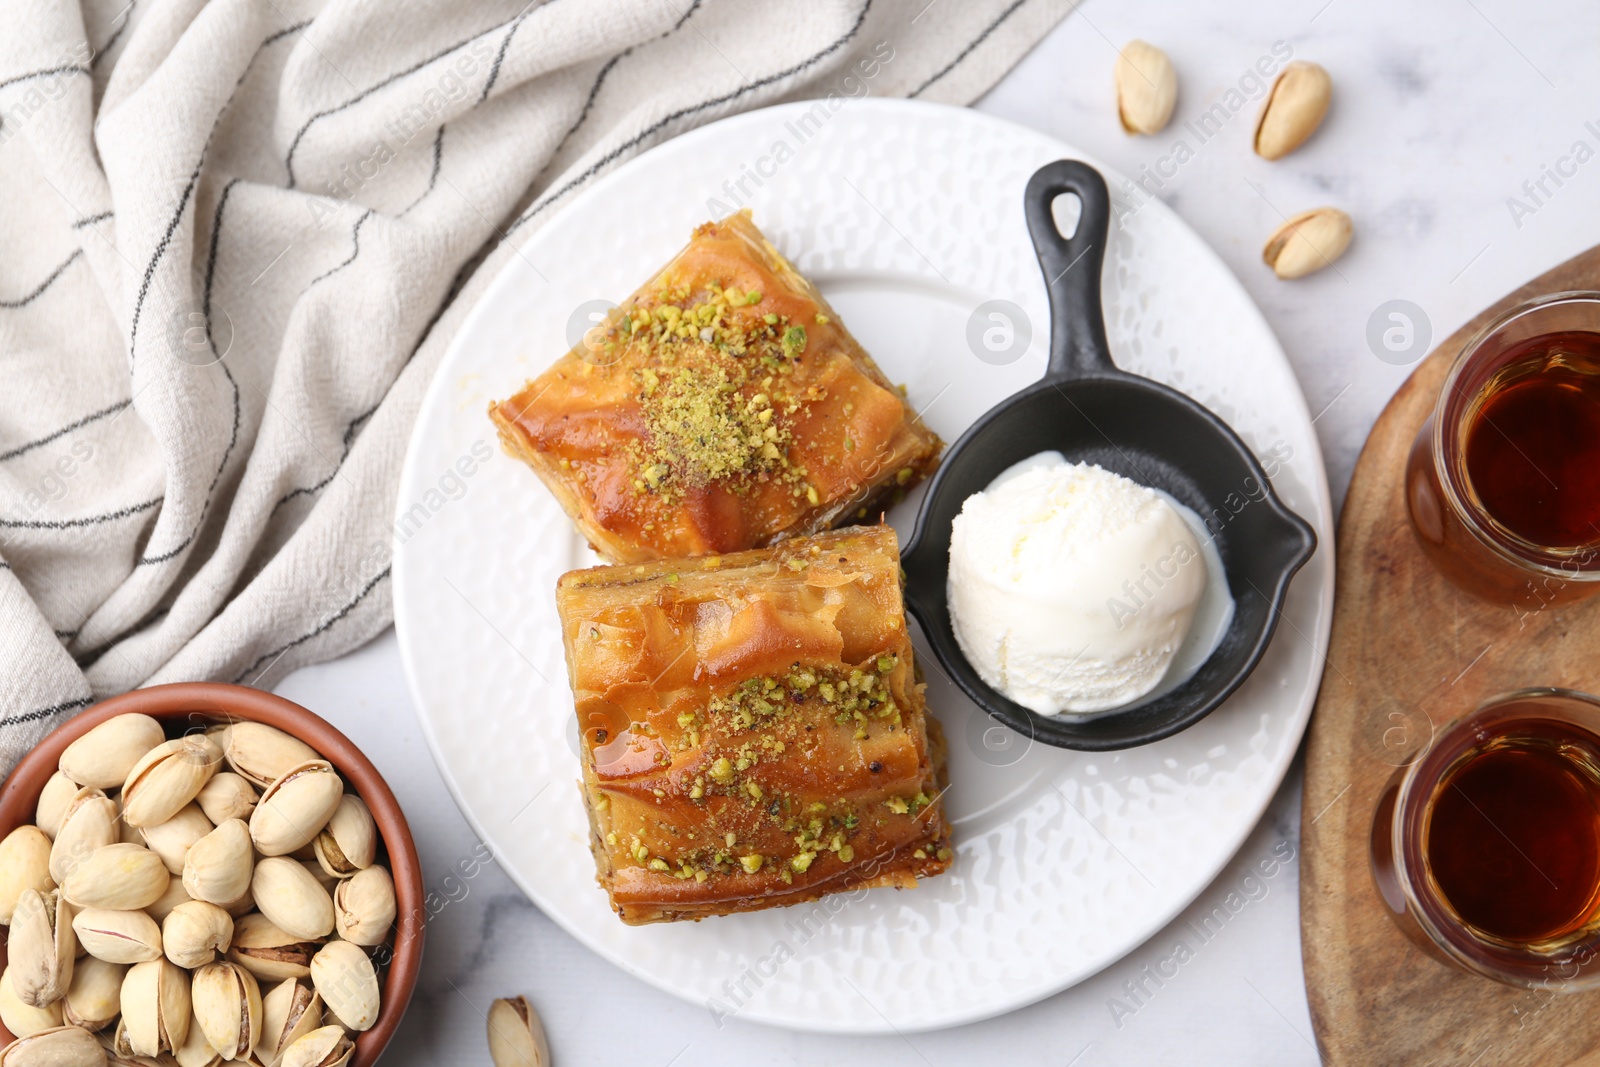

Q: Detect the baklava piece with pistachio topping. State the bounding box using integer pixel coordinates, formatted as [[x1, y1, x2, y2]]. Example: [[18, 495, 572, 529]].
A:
[[555, 525, 952, 925], [489, 210, 943, 564]]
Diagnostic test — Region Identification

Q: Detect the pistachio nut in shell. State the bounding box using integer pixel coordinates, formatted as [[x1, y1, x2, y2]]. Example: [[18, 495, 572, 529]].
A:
[[119, 958, 191, 1056], [225, 915, 320, 983], [62, 844, 169, 911], [35, 773, 79, 840], [139, 805, 213, 876], [333, 866, 394, 948], [173, 1016, 224, 1067], [250, 859, 334, 942], [0, 826, 54, 925], [181, 820, 254, 906], [487, 995, 550, 1067], [195, 774, 258, 827], [249, 763, 343, 859], [1114, 40, 1177, 135], [49, 789, 118, 885], [1262, 206, 1353, 279], [59, 714, 166, 790], [308, 942, 377, 1033], [62, 955, 125, 1032], [260, 978, 323, 1066], [10, 889, 75, 1008], [219, 724, 318, 791], [162, 901, 234, 970], [312, 796, 374, 881], [120, 737, 223, 829], [71, 908, 163, 966], [0, 1025, 107, 1067], [1254, 60, 1332, 161], [145, 876, 193, 924], [190, 962, 261, 1062], [279, 1025, 353, 1067], [0, 969, 63, 1039]]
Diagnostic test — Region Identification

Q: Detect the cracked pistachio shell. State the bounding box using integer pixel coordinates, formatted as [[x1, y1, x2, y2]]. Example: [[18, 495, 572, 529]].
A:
[[62, 955, 125, 1032], [0, 1025, 106, 1067], [145, 876, 192, 925], [61, 845, 168, 912], [35, 774, 79, 841], [259, 978, 322, 1067], [173, 1015, 224, 1067], [279, 1025, 352, 1067], [307, 943, 376, 1033], [162, 902, 234, 970], [121, 737, 223, 830], [195, 775, 257, 828], [139, 805, 213, 876], [312, 797, 373, 881], [119, 958, 190, 1057], [0, 826, 54, 925], [1114, 40, 1177, 135], [0, 969, 63, 1039], [190, 963, 261, 1063], [298, 862, 336, 894], [487, 995, 549, 1067], [249, 764, 342, 859], [49, 790, 118, 886], [216, 725, 318, 792], [250, 860, 333, 942], [181, 821, 254, 907], [10, 889, 75, 1008], [224, 916, 320, 983], [1262, 206, 1353, 279], [71, 909, 163, 966], [59, 714, 166, 790], [333, 867, 394, 948], [1254, 60, 1332, 161]]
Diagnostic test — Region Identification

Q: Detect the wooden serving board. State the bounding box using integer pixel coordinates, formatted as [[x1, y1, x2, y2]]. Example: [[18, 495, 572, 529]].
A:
[[1302, 245, 1600, 1065]]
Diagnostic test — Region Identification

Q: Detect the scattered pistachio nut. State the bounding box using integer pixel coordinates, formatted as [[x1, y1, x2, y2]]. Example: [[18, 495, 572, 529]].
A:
[[59, 713, 165, 789], [119, 958, 191, 1057], [1114, 40, 1178, 135], [260, 977, 323, 1066], [308, 942, 378, 1033], [1254, 60, 1332, 160], [162, 901, 234, 970], [9, 889, 74, 1008], [0, 968, 63, 1039], [35, 772, 79, 840], [217, 723, 319, 791], [487, 995, 550, 1067], [1262, 206, 1353, 279], [279, 1024, 353, 1067], [333, 865, 395, 947], [225, 915, 321, 983], [139, 804, 214, 876], [182, 820, 254, 906], [195, 773, 258, 827], [0, 1025, 106, 1067], [145, 876, 193, 924], [62, 955, 125, 1032], [250, 859, 334, 942], [313, 795, 375, 880], [72, 908, 163, 966], [250, 762, 343, 858], [49, 788, 118, 885], [190, 962, 261, 1062], [0, 826, 54, 925], [62, 844, 169, 911], [121, 736, 223, 829]]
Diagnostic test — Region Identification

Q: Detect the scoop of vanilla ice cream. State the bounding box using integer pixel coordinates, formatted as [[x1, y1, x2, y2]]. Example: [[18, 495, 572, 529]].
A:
[[947, 455, 1208, 715]]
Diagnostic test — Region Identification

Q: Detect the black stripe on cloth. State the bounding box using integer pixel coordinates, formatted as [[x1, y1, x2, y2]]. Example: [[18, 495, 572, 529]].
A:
[[0, 399, 131, 463], [0, 697, 92, 729], [503, 0, 873, 239], [127, 21, 311, 364], [271, 399, 382, 512], [0, 250, 85, 308], [0, 496, 162, 529], [232, 565, 391, 683], [307, 208, 374, 287], [92, 2, 136, 68], [673, 0, 704, 30], [71, 211, 114, 229], [908, 0, 1031, 98], [398, 126, 445, 216], [477, 1, 542, 104], [0, 65, 90, 92]]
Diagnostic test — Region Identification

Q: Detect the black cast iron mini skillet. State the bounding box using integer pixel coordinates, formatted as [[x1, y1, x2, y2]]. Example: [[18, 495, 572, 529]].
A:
[[899, 159, 1317, 752]]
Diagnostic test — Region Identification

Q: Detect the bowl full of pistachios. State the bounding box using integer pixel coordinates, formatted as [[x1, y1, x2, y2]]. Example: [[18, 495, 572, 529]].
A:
[[0, 682, 422, 1067]]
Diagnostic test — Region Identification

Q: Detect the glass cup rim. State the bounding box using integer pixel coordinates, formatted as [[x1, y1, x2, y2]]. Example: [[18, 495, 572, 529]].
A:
[[1391, 686, 1600, 986], [1429, 291, 1600, 580]]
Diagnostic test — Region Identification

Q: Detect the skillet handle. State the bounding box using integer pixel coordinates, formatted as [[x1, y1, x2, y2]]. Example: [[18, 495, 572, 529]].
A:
[[1024, 160, 1116, 380]]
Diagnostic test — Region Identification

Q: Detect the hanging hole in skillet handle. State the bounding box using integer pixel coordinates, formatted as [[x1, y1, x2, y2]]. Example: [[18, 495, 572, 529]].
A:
[[1024, 160, 1117, 382]]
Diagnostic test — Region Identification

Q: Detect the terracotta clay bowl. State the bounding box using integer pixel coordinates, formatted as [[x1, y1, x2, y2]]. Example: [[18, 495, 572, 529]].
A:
[[0, 683, 423, 1065]]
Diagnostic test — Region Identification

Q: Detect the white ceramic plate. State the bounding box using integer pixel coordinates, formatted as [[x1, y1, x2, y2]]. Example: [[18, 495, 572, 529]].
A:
[[394, 99, 1334, 1034]]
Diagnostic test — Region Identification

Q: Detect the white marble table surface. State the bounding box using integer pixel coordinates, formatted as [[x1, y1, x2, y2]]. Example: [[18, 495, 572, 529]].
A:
[[273, 0, 1600, 1061]]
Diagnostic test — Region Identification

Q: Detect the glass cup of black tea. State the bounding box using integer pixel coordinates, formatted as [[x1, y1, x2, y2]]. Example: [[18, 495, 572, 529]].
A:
[[1406, 292, 1600, 605], [1371, 688, 1600, 989]]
